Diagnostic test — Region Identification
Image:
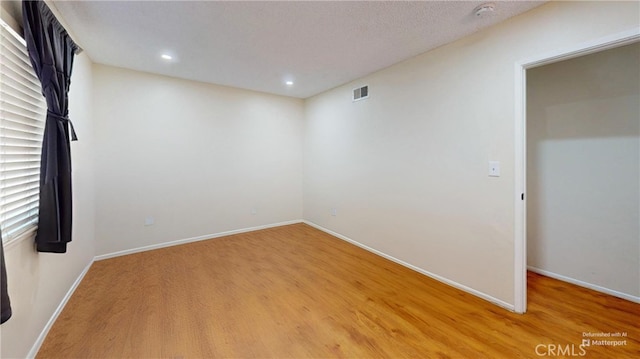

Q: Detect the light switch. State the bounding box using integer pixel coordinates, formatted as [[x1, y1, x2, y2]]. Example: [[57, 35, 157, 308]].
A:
[[489, 161, 500, 177]]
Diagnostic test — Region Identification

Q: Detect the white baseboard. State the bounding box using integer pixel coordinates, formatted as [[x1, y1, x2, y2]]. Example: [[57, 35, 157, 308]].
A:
[[303, 220, 515, 312], [528, 266, 640, 304], [27, 260, 94, 359], [26, 220, 303, 358], [94, 220, 304, 261]]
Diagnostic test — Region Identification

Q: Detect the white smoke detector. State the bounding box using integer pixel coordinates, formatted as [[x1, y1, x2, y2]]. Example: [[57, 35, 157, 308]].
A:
[[474, 3, 495, 17]]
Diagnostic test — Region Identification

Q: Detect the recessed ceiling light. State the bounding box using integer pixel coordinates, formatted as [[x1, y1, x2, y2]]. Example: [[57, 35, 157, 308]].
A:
[[161, 54, 173, 60], [285, 80, 294, 86]]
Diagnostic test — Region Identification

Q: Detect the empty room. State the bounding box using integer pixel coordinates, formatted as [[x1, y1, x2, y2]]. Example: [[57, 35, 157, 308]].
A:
[[0, 1, 638, 358]]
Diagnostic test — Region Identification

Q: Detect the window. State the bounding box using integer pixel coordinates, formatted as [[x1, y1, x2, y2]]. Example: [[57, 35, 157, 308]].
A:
[[0, 19, 45, 243]]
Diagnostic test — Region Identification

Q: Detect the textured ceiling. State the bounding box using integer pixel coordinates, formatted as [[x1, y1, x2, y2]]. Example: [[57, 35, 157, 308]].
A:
[[52, 1, 546, 99]]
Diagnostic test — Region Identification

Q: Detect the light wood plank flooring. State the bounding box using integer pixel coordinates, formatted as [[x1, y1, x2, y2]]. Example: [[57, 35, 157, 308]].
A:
[[37, 223, 639, 358]]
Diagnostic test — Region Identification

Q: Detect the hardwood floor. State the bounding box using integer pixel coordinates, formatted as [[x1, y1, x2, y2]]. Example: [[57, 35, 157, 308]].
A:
[[37, 223, 639, 358]]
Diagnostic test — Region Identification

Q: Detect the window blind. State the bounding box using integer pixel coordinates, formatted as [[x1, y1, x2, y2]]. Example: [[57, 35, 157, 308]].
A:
[[0, 19, 45, 242]]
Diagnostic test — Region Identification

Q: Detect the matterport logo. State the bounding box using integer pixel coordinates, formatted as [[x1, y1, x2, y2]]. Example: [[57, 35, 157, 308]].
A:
[[535, 331, 628, 356], [582, 331, 628, 348]]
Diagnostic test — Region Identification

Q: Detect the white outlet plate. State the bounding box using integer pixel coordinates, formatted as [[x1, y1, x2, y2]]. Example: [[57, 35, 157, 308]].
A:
[[489, 161, 500, 177], [144, 216, 155, 226], [330, 208, 337, 216]]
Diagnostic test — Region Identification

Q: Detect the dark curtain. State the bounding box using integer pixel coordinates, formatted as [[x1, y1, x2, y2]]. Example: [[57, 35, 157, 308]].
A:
[[23, 0, 80, 253], [1, 232, 11, 324]]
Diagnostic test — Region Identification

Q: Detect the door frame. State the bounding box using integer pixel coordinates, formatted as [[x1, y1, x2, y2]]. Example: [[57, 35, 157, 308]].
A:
[[513, 27, 640, 314]]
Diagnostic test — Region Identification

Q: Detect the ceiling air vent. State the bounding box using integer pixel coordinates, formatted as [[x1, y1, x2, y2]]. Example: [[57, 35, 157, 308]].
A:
[[352, 85, 369, 102]]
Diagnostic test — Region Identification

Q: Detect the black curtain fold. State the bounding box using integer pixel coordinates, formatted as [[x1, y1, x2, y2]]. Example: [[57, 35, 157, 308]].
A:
[[1, 232, 11, 324], [22, 0, 80, 253]]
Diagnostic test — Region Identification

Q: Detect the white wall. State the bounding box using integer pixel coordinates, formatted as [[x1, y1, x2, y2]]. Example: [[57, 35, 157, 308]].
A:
[[527, 43, 639, 299], [93, 65, 304, 256], [0, 50, 96, 359], [303, 1, 640, 306]]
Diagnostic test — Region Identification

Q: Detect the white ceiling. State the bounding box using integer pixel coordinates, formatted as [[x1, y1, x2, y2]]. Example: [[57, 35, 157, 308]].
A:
[[51, 0, 546, 99]]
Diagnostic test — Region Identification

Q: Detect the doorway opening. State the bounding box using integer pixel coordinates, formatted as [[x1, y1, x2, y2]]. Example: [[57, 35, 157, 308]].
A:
[[513, 29, 640, 313]]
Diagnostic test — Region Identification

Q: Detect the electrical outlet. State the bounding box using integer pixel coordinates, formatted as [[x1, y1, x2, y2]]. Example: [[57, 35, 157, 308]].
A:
[[144, 216, 155, 226], [330, 208, 337, 216], [251, 207, 257, 215], [489, 161, 500, 177]]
